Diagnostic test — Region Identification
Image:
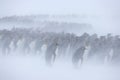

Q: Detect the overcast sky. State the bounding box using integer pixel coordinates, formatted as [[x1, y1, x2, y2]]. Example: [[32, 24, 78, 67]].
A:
[[0, 0, 119, 16], [0, 0, 120, 34]]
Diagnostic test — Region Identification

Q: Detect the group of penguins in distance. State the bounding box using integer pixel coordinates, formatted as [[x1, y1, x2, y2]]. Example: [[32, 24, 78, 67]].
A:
[[0, 28, 120, 67]]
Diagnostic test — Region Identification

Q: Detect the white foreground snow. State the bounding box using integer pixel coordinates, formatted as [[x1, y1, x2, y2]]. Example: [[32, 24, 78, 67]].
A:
[[0, 55, 120, 80]]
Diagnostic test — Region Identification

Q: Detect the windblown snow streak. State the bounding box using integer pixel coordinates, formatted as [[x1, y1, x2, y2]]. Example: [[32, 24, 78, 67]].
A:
[[0, 17, 119, 80]]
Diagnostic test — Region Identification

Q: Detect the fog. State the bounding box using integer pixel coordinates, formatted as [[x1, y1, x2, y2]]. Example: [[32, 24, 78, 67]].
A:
[[0, 54, 120, 80], [0, 0, 120, 80], [0, 0, 120, 34], [0, 35, 119, 80]]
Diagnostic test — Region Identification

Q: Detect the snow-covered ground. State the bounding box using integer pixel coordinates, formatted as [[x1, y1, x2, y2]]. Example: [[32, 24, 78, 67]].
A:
[[0, 55, 120, 80]]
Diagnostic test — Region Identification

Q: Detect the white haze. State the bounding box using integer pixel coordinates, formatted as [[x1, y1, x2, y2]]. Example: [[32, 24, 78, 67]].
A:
[[0, 0, 120, 80], [0, 45, 120, 80], [0, 55, 120, 80], [0, 0, 120, 34]]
